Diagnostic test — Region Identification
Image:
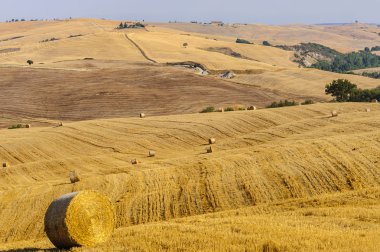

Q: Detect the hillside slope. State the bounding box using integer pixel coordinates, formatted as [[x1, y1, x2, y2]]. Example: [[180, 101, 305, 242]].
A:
[[0, 103, 379, 250]]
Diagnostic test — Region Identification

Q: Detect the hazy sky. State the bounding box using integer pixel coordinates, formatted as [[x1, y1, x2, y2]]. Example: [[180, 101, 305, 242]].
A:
[[1, 0, 378, 24]]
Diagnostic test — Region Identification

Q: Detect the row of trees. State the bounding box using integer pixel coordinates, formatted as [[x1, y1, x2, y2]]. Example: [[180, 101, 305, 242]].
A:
[[325, 79, 380, 102], [117, 22, 145, 29]]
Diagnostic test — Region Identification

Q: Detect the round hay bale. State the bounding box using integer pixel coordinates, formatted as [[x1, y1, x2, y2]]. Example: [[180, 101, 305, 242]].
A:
[[209, 138, 216, 144], [2, 162, 8, 168], [69, 171, 80, 184], [148, 150, 156, 157], [218, 107, 224, 113], [140, 113, 146, 118], [25, 124, 31, 128], [331, 110, 338, 117], [371, 99, 378, 103], [247, 106, 257, 111], [131, 159, 138, 165], [206, 146, 213, 153], [44, 191, 115, 249], [366, 108, 371, 112], [59, 122, 63, 127]]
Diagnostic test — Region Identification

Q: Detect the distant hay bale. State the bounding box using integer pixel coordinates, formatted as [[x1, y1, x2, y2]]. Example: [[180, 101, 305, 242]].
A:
[[331, 110, 338, 117], [69, 171, 80, 183], [218, 107, 224, 112], [366, 108, 371, 112], [25, 124, 31, 128], [371, 99, 378, 103], [247, 106, 257, 111], [131, 159, 138, 165], [206, 146, 213, 153], [140, 113, 146, 118], [148, 150, 156, 157], [59, 122, 63, 127], [44, 191, 115, 249], [2, 162, 8, 168], [209, 138, 216, 144]]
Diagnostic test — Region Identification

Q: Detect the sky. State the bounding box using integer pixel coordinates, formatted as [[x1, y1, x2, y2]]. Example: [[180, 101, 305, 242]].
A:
[[1, 0, 379, 25]]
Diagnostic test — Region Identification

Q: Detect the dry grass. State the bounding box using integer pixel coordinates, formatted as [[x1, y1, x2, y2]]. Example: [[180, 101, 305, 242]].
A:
[[0, 103, 379, 251]]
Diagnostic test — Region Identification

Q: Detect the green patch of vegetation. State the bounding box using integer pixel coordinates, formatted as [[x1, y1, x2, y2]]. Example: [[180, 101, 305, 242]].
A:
[[362, 72, 380, 79], [236, 38, 252, 44], [262, 41, 271, 46], [371, 46, 380, 51], [325, 79, 380, 102], [277, 43, 342, 59], [266, 100, 297, 108], [200, 106, 215, 113], [224, 107, 235, 112], [311, 50, 380, 73], [301, 99, 315, 105], [8, 124, 24, 129]]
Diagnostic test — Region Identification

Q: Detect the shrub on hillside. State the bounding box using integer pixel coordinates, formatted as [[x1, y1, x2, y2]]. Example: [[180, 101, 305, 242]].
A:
[[266, 100, 297, 108], [301, 99, 315, 105], [236, 38, 252, 44], [200, 106, 215, 113], [262, 41, 271, 46]]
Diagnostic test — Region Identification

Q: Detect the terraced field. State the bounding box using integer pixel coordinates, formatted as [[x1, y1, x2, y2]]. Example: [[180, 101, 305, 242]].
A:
[[0, 103, 379, 251]]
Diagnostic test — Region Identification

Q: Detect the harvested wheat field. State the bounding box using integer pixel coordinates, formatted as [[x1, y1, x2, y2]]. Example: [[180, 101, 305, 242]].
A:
[[0, 102, 379, 251]]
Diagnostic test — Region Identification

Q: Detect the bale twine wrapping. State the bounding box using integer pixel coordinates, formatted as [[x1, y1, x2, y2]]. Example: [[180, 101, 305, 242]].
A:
[[331, 110, 338, 117], [2, 162, 8, 168], [366, 108, 371, 112], [148, 150, 156, 157], [69, 171, 80, 183], [25, 124, 31, 128], [209, 138, 216, 144], [206, 146, 213, 153], [44, 191, 115, 249], [140, 113, 146, 118]]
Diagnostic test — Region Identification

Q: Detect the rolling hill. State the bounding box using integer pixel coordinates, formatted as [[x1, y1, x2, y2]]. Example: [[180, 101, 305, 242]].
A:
[[0, 103, 379, 251]]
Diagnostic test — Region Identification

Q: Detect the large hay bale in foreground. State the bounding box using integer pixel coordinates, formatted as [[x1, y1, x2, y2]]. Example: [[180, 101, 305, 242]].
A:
[[69, 171, 80, 183], [44, 191, 115, 249]]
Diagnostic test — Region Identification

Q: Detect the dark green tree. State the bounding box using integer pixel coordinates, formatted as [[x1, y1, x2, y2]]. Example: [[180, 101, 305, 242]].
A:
[[118, 22, 124, 29], [325, 79, 357, 102]]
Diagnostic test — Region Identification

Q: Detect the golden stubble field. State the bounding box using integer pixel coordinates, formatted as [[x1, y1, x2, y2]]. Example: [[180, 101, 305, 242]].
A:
[[0, 103, 379, 251], [1, 19, 380, 251]]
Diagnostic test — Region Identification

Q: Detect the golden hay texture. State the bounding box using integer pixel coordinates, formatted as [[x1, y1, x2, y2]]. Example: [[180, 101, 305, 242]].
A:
[[0, 101, 379, 251], [69, 171, 80, 183], [44, 190, 115, 249]]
